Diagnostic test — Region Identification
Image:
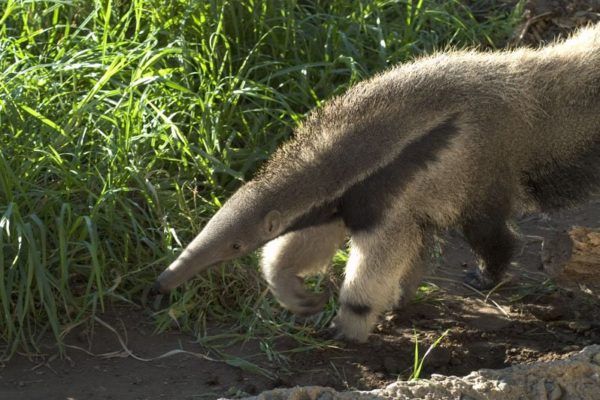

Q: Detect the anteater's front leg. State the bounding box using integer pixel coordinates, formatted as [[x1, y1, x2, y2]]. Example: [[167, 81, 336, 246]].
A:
[[333, 217, 429, 342], [261, 218, 346, 316]]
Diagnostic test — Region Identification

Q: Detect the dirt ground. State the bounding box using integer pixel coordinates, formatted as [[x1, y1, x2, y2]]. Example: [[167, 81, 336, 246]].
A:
[[1, 198, 598, 400]]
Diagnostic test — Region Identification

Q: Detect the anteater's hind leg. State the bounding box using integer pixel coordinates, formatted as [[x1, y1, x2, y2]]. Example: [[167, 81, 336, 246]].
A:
[[462, 212, 517, 290], [261, 218, 346, 316], [333, 216, 431, 342], [395, 232, 436, 309]]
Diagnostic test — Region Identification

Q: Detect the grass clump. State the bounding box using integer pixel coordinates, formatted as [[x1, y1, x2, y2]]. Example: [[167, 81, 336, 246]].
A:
[[409, 328, 450, 380], [0, 0, 523, 361]]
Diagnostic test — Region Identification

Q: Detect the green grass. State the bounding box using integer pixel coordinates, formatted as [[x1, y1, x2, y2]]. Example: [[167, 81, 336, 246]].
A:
[[409, 328, 450, 380], [0, 0, 523, 362]]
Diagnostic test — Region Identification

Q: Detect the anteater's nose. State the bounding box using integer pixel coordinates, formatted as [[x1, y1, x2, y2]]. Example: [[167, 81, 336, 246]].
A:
[[150, 280, 168, 295]]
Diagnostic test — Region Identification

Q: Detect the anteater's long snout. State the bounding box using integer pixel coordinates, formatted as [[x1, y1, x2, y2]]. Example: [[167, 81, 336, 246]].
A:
[[153, 258, 186, 294], [150, 280, 167, 295], [154, 227, 226, 293], [154, 254, 208, 293], [153, 204, 245, 294]]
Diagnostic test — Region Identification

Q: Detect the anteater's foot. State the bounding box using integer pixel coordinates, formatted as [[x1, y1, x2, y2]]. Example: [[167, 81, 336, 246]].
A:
[[325, 308, 375, 343], [284, 290, 330, 318], [464, 268, 498, 291]]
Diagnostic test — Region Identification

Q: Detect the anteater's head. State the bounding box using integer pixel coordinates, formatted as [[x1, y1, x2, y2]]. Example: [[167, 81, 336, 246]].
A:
[[154, 182, 284, 293]]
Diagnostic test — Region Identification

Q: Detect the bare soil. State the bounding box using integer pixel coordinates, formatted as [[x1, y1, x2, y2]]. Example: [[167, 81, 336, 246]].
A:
[[1, 198, 598, 400]]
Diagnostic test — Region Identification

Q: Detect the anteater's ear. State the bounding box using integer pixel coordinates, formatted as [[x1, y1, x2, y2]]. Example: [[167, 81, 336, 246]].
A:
[[264, 210, 282, 235]]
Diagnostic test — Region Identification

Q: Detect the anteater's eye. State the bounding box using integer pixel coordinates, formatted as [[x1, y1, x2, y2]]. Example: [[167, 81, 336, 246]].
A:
[[232, 242, 242, 251]]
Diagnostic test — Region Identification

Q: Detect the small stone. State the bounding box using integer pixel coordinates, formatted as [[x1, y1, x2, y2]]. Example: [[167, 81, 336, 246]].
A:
[[289, 388, 311, 400], [529, 305, 564, 321], [592, 353, 600, 365], [270, 377, 290, 389], [449, 351, 462, 366], [562, 345, 580, 352], [205, 375, 219, 386], [241, 382, 258, 395], [316, 391, 334, 400], [568, 321, 591, 333], [383, 356, 401, 374], [549, 384, 562, 400], [536, 379, 548, 398], [543, 380, 562, 400]]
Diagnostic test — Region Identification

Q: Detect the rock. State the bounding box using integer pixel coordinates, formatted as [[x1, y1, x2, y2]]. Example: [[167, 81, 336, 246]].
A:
[[561, 345, 580, 352], [563, 227, 600, 276], [316, 391, 335, 400], [548, 383, 562, 400], [242, 383, 259, 396], [542, 226, 600, 277], [541, 230, 574, 276], [528, 302, 565, 322], [236, 345, 600, 400]]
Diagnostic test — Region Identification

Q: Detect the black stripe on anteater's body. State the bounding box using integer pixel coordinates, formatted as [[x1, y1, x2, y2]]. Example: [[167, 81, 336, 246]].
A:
[[284, 114, 461, 235], [156, 25, 600, 342]]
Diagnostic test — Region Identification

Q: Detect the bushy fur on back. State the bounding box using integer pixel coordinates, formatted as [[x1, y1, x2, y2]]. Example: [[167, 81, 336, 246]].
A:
[[256, 24, 600, 217]]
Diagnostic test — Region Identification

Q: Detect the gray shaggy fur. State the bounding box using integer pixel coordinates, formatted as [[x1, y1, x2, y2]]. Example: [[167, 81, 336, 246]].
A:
[[156, 25, 600, 342]]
